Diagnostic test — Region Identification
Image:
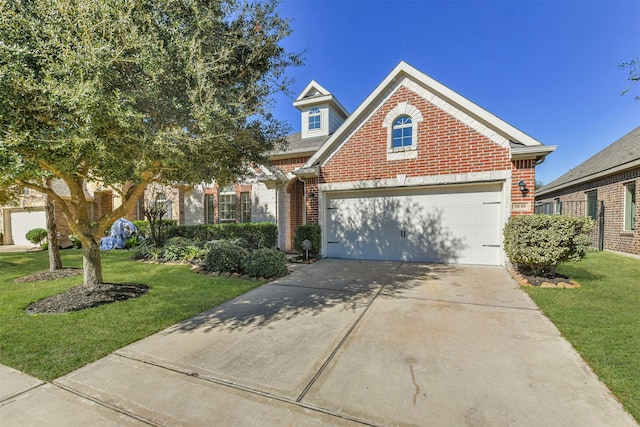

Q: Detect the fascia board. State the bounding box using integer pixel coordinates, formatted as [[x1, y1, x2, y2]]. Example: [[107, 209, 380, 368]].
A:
[[511, 145, 557, 160], [295, 80, 330, 101], [536, 158, 640, 197], [293, 95, 350, 118]]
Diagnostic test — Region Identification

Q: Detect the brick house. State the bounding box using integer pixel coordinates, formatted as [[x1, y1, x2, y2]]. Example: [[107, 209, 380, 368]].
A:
[[181, 61, 554, 265], [3, 61, 554, 265], [535, 126, 639, 256]]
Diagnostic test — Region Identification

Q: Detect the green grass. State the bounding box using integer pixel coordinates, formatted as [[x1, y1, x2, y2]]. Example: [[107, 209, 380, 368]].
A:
[[0, 249, 262, 381], [524, 251, 640, 422]]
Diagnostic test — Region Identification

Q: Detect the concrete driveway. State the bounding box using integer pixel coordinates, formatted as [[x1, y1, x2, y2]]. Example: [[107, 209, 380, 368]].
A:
[[1, 260, 637, 426]]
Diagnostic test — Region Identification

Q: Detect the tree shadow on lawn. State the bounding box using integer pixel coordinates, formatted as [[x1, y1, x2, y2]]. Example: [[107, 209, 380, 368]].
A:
[[164, 260, 460, 334]]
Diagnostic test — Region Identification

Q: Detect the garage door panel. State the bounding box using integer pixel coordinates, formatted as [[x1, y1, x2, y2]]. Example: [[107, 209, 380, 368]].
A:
[[9, 210, 47, 245], [325, 185, 503, 265]]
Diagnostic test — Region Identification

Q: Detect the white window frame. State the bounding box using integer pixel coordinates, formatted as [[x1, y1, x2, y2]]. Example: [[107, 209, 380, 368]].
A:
[[382, 102, 424, 161], [308, 107, 321, 131], [219, 185, 236, 223], [240, 192, 251, 223], [624, 182, 636, 231]]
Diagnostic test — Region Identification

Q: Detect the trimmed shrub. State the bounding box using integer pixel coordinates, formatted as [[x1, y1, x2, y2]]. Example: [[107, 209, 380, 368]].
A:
[[242, 248, 289, 278], [25, 228, 47, 246], [165, 222, 278, 249], [132, 220, 177, 239], [503, 214, 595, 276], [293, 224, 321, 255], [204, 240, 248, 273]]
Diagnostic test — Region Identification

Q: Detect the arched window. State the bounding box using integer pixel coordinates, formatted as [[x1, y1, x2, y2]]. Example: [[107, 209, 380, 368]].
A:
[[308, 107, 321, 130], [383, 102, 423, 160], [392, 116, 413, 148]]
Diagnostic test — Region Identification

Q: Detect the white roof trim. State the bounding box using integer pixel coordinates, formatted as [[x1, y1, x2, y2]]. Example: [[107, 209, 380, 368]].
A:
[[304, 61, 546, 168], [511, 145, 557, 160], [295, 80, 331, 101]]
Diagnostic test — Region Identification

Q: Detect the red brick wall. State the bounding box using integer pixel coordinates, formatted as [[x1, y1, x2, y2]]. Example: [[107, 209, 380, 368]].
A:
[[511, 159, 536, 216], [305, 177, 319, 224], [320, 86, 536, 214], [536, 168, 639, 255], [287, 179, 304, 250], [271, 156, 310, 175]]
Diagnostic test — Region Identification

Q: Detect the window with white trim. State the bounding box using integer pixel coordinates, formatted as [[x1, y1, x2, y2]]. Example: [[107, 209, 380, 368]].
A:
[[155, 193, 172, 220], [219, 185, 236, 222], [392, 116, 413, 148], [383, 102, 423, 160], [308, 107, 321, 130], [241, 192, 251, 223], [625, 182, 636, 231]]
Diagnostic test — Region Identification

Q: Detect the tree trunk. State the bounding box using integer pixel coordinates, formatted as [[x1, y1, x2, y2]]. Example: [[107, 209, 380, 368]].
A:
[[82, 239, 103, 286], [45, 190, 63, 271]]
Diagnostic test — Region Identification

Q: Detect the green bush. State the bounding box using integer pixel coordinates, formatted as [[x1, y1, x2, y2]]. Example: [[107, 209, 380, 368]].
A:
[[242, 248, 288, 278], [132, 243, 164, 261], [68, 234, 82, 248], [204, 240, 248, 273], [503, 214, 595, 276], [162, 237, 206, 262], [132, 220, 177, 239], [166, 222, 277, 249], [293, 224, 321, 255], [125, 235, 143, 249], [25, 228, 47, 246]]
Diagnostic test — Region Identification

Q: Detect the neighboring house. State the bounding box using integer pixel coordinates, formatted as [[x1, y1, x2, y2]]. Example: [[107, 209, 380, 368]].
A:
[[178, 61, 555, 266], [536, 126, 639, 256], [1, 181, 113, 245]]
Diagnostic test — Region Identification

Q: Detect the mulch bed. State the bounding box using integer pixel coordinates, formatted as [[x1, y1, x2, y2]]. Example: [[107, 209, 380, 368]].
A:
[[506, 265, 580, 289], [15, 268, 149, 315], [14, 268, 83, 283], [25, 282, 150, 315]]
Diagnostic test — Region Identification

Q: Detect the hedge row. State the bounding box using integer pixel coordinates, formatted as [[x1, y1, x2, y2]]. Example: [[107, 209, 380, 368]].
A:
[[132, 221, 278, 249]]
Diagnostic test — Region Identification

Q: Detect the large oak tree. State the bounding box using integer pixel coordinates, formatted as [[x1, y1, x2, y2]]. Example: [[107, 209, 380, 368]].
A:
[[0, 0, 300, 285]]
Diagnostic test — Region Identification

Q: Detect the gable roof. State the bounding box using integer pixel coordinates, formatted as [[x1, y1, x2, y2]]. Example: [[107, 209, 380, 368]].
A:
[[302, 61, 554, 168], [537, 126, 640, 196], [293, 80, 349, 118]]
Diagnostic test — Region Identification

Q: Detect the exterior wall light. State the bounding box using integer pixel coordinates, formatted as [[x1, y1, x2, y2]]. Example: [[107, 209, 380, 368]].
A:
[[518, 180, 529, 195]]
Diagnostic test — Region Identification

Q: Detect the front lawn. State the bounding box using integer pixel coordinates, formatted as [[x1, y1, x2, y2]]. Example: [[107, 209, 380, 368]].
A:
[[0, 249, 262, 381], [524, 251, 640, 422]]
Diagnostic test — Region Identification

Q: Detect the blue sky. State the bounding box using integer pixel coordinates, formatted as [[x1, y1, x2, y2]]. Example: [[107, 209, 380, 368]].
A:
[[271, 0, 640, 185]]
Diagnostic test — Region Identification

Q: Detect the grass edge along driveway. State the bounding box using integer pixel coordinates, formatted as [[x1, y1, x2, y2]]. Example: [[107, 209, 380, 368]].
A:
[[525, 251, 640, 423], [0, 249, 263, 381]]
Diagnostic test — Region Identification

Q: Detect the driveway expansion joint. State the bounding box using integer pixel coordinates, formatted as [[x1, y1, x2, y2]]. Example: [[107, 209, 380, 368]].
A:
[[52, 380, 158, 426], [112, 352, 375, 426]]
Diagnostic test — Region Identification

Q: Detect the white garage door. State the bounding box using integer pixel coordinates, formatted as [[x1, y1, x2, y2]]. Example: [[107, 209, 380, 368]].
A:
[[325, 184, 503, 265], [10, 210, 47, 245]]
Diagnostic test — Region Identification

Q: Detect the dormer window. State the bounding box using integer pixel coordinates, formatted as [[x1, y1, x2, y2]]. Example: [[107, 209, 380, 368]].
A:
[[308, 107, 321, 130], [392, 116, 413, 148]]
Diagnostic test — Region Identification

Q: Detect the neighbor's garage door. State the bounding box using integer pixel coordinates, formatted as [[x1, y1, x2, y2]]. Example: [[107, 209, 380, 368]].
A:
[[10, 210, 46, 245], [325, 184, 503, 265]]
